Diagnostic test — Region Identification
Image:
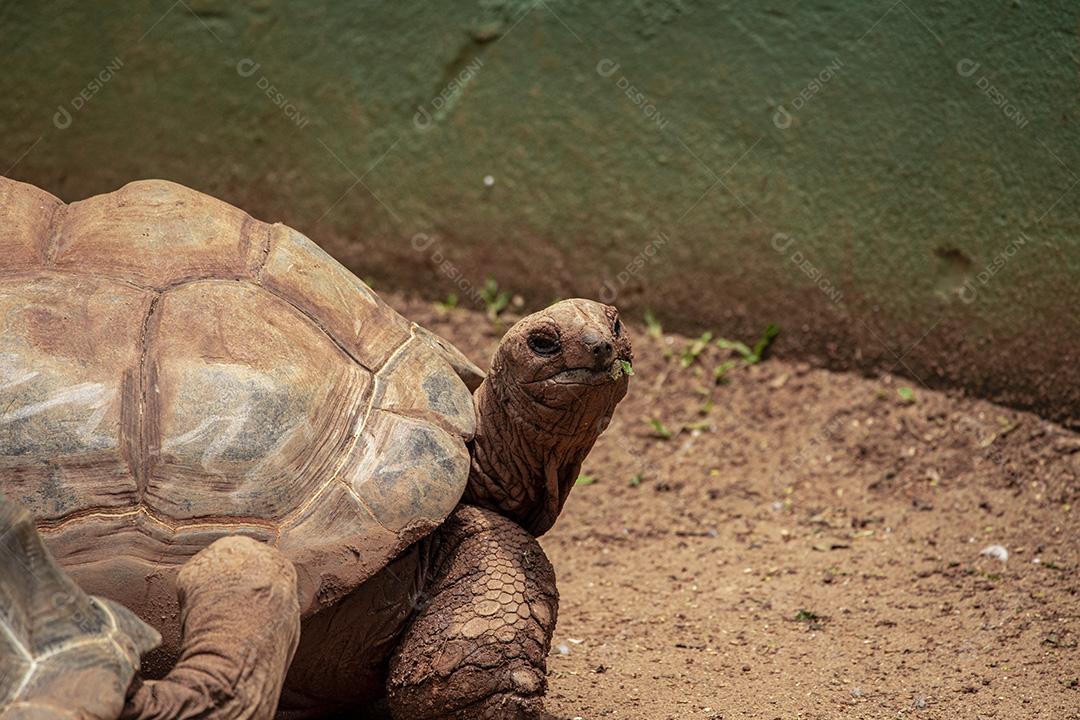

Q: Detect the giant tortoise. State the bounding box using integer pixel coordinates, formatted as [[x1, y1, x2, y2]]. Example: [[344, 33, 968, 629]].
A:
[[0, 176, 632, 718]]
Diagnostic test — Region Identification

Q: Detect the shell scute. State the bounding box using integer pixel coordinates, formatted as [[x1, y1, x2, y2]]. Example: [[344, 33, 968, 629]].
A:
[[54, 180, 257, 288], [259, 225, 411, 369]]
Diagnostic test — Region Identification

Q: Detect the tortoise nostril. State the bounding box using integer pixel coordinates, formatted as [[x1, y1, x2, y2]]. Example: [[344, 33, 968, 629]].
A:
[[581, 330, 614, 366]]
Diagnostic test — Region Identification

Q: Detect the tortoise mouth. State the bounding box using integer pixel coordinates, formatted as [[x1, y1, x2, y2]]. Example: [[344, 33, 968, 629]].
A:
[[538, 356, 630, 387], [547, 367, 614, 386]]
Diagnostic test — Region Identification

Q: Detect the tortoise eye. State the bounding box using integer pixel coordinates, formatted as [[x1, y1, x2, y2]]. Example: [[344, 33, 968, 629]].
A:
[[527, 333, 560, 357], [613, 317, 622, 336]]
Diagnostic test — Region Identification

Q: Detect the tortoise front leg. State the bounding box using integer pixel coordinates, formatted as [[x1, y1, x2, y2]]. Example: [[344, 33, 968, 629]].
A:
[[387, 506, 558, 720], [122, 536, 300, 720]]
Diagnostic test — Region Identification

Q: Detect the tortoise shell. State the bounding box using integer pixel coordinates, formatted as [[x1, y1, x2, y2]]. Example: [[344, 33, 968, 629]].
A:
[[0, 177, 476, 648]]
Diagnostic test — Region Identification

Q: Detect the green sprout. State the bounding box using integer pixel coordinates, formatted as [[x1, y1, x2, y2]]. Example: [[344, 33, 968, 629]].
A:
[[794, 609, 822, 623], [680, 331, 714, 368], [749, 323, 781, 363], [713, 359, 738, 384], [644, 309, 663, 338], [629, 473, 643, 487], [716, 323, 780, 365], [648, 417, 674, 440], [714, 337, 753, 361], [897, 386, 916, 403], [435, 293, 459, 312], [480, 278, 510, 321]]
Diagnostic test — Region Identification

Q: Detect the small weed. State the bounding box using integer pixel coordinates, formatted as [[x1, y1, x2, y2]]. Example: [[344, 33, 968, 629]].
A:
[[794, 608, 826, 630], [480, 278, 510, 321], [629, 473, 644, 487], [716, 323, 780, 365], [644, 309, 663, 338], [897, 386, 916, 403], [715, 337, 753, 361], [750, 323, 781, 363], [1043, 634, 1078, 649], [648, 418, 674, 440], [435, 293, 459, 312], [711, 324, 780, 384], [713, 359, 737, 384], [680, 332, 714, 368], [576, 473, 597, 486]]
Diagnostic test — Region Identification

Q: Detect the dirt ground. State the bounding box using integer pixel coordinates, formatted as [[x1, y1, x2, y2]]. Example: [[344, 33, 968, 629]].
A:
[[392, 294, 1079, 720]]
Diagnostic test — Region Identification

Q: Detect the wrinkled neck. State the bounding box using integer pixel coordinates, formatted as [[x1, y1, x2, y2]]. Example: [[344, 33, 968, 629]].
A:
[[463, 377, 603, 536]]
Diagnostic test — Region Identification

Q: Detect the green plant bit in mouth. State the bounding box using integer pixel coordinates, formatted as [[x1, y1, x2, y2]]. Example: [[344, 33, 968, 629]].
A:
[[612, 359, 635, 379]]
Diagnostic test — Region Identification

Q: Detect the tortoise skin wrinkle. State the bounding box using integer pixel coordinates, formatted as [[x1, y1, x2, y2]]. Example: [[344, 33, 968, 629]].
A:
[[0, 176, 631, 718]]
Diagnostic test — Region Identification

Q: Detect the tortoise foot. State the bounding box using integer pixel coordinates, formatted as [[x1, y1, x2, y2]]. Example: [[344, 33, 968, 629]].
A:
[[386, 506, 557, 720], [122, 536, 300, 720], [437, 691, 544, 720]]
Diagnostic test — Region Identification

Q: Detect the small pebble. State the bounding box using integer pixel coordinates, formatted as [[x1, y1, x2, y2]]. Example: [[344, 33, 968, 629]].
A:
[[980, 544, 1009, 562]]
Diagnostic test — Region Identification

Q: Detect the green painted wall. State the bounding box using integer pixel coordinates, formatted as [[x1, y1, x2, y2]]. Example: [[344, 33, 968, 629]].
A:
[[2, 1, 1078, 423]]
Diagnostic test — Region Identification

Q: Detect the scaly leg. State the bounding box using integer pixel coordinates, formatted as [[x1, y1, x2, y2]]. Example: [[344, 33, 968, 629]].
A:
[[387, 506, 558, 720]]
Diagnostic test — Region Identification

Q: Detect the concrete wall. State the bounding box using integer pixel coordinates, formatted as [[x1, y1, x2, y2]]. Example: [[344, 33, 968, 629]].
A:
[[2, 1, 1078, 424]]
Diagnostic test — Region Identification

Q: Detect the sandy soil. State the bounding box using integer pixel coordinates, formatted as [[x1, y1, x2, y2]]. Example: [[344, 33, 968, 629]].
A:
[[393, 295, 1079, 720]]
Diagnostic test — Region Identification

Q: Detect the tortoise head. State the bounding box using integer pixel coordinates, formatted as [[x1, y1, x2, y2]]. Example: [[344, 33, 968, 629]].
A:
[[464, 299, 632, 536]]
